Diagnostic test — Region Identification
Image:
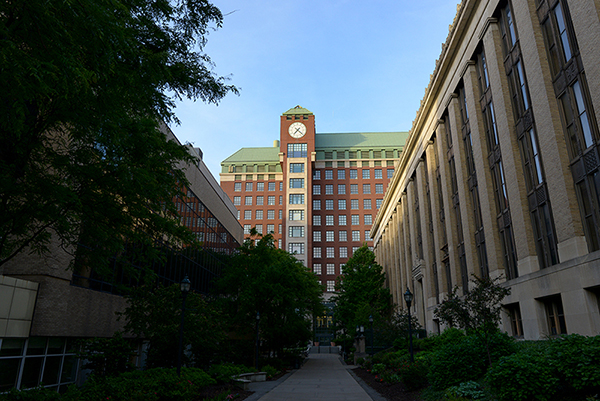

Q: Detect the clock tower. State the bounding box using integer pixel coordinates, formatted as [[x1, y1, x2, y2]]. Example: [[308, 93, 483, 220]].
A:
[[280, 106, 316, 268]]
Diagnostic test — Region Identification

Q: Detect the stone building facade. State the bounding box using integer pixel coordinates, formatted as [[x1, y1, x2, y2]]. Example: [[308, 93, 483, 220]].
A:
[[372, 0, 600, 339]]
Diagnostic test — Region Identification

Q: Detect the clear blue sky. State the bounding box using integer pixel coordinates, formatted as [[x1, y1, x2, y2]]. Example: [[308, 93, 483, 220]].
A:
[[170, 0, 459, 178]]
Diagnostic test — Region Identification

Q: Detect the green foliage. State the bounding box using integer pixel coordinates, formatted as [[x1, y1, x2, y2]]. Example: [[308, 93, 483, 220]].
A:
[[413, 327, 466, 352], [486, 334, 600, 401], [427, 331, 516, 390], [332, 245, 392, 344], [121, 284, 226, 369], [372, 363, 386, 374], [76, 332, 136, 378], [214, 233, 323, 356], [0, 0, 237, 272], [208, 364, 252, 384], [445, 381, 488, 400], [398, 361, 429, 391], [261, 365, 279, 379], [0, 386, 63, 401]]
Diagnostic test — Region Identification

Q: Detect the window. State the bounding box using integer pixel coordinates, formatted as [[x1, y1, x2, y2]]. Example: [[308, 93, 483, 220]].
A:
[[289, 178, 304, 188], [352, 246, 360, 255], [362, 169, 370, 179], [244, 210, 251, 220], [245, 196, 252, 206], [365, 230, 371, 240], [313, 185, 321, 195], [325, 170, 333, 179], [278, 224, 282, 234], [363, 199, 372, 209], [327, 281, 335, 292], [289, 226, 305, 238], [289, 194, 304, 204], [313, 170, 321, 180], [280, 182, 283, 191], [387, 168, 394, 179], [313, 231, 321, 242], [233, 196, 241, 206], [326, 263, 335, 274], [351, 215, 360, 225], [338, 170, 346, 179], [244, 225, 251, 234], [351, 199, 359, 210], [313, 264, 322, 274], [245, 182, 253, 191], [257, 182, 264, 191], [326, 247, 335, 258], [339, 247, 348, 258], [350, 184, 359, 194], [313, 215, 321, 226], [339, 230, 347, 241], [256, 196, 264, 205], [268, 182, 276, 191], [313, 247, 321, 258], [289, 243, 305, 254], [237, 210, 240, 220], [287, 143, 307, 158], [268, 195, 275, 205], [325, 199, 334, 210], [326, 215, 334, 225], [325, 184, 334, 195], [234, 182, 242, 192], [363, 184, 371, 194], [255, 210, 263, 219], [326, 231, 335, 241], [352, 230, 361, 241], [279, 209, 282, 219], [290, 163, 304, 173], [289, 210, 304, 221], [374, 169, 382, 179], [279, 195, 283, 205], [350, 169, 358, 179], [267, 224, 275, 234], [543, 295, 567, 336], [364, 215, 372, 225], [339, 199, 347, 210], [256, 224, 263, 234], [375, 183, 384, 194], [313, 200, 321, 210], [505, 303, 524, 338], [338, 215, 347, 226], [376, 199, 383, 209], [267, 210, 275, 219], [338, 184, 346, 194]]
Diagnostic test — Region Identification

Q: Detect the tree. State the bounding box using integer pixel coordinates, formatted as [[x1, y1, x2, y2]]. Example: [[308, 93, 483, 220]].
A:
[[434, 275, 511, 364], [120, 283, 226, 369], [332, 245, 392, 342], [214, 230, 324, 360], [0, 0, 238, 272]]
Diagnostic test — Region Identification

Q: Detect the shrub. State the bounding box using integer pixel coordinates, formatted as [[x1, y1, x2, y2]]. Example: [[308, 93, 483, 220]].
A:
[[398, 360, 429, 391], [261, 365, 279, 379], [208, 363, 251, 384], [0, 386, 63, 401], [371, 363, 386, 374], [428, 331, 516, 390], [445, 381, 487, 400]]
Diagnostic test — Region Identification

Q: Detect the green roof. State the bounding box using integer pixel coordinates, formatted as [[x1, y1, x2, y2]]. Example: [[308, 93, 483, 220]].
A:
[[221, 147, 280, 164], [283, 105, 313, 115], [315, 132, 409, 150]]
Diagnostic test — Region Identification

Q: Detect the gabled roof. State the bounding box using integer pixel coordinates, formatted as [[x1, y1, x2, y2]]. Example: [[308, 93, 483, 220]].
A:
[[221, 147, 280, 164], [283, 105, 313, 115], [315, 132, 409, 149]]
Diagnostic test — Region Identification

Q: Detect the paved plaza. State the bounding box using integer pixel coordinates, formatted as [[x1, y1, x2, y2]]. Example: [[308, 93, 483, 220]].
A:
[[245, 353, 385, 401]]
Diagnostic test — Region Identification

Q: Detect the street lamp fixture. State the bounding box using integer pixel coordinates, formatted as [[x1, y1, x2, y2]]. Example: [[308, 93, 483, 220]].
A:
[[369, 315, 374, 356], [404, 287, 414, 362], [177, 275, 191, 375]]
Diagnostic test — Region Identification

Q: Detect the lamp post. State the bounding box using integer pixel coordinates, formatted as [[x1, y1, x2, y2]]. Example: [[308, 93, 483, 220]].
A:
[[255, 312, 260, 371], [177, 275, 191, 375], [404, 287, 414, 362], [369, 315, 374, 356]]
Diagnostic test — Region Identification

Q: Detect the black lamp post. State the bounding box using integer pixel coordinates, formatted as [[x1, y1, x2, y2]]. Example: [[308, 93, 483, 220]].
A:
[[404, 287, 414, 362], [369, 315, 374, 356], [255, 312, 260, 371], [177, 275, 191, 375]]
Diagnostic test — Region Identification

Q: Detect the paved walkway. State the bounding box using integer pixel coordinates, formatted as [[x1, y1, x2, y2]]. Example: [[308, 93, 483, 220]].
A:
[[246, 353, 384, 401]]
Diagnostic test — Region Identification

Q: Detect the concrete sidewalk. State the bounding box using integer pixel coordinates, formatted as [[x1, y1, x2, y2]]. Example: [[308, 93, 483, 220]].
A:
[[247, 353, 383, 401]]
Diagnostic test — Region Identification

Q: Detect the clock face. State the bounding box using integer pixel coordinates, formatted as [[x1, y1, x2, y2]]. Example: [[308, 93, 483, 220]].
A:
[[288, 122, 307, 138]]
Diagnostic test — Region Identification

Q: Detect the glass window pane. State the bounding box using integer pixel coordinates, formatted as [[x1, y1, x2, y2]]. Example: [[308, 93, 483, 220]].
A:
[[21, 357, 44, 388], [27, 338, 47, 356], [60, 356, 77, 383], [0, 338, 25, 357], [0, 358, 21, 391], [42, 356, 62, 386]]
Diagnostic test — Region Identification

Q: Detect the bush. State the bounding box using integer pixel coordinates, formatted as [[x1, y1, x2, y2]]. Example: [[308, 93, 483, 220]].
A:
[[208, 363, 251, 384], [398, 360, 429, 391], [0, 386, 63, 401], [261, 365, 279, 379], [427, 331, 516, 390], [445, 381, 487, 400], [371, 363, 386, 374]]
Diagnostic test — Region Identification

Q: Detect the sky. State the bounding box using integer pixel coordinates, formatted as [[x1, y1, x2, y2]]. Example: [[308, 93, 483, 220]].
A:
[[170, 0, 460, 179]]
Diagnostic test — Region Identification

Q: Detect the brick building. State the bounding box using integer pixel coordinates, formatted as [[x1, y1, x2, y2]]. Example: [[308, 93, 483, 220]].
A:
[[220, 106, 408, 297], [372, 0, 600, 339], [0, 124, 243, 391]]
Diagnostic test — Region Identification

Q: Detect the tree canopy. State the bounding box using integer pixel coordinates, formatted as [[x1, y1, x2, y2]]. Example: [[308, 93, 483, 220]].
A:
[[0, 0, 237, 271], [332, 245, 392, 334], [214, 231, 324, 357]]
